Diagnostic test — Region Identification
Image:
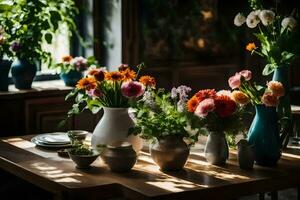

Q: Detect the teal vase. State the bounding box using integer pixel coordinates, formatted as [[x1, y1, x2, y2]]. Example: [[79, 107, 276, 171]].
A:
[[272, 65, 292, 146], [60, 70, 83, 87], [248, 105, 281, 167], [11, 58, 37, 89]]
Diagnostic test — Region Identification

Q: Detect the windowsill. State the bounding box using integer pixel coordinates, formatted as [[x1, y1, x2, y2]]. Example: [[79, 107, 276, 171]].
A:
[[0, 80, 74, 98]]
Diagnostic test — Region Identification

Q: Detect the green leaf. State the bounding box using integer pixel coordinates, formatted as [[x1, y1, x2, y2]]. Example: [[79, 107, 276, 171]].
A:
[[262, 64, 276, 76], [281, 51, 295, 62], [44, 33, 53, 44]]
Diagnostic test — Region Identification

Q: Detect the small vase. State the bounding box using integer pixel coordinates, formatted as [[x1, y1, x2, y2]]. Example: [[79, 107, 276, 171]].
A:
[[150, 135, 189, 171], [237, 139, 254, 169], [101, 142, 137, 172], [248, 105, 281, 166], [204, 132, 229, 165], [272, 65, 292, 146], [91, 107, 143, 153], [0, 59, 12, 91], [60, 70, 83, 87], [11, 58, 37, 89]]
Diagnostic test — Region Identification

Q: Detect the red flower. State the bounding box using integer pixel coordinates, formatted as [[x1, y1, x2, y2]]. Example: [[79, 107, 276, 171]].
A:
[[195, 89, 217, 102], [214, 95, 237, 118]]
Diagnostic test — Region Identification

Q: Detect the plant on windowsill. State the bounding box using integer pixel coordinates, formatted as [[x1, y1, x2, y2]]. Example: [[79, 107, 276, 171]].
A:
[[129, 86, 202, 171], [0, 0, 79, 89], [52, 55, 98, 87]]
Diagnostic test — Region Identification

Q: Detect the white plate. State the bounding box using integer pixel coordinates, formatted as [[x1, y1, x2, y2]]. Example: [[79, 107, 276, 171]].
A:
[[34, 132, 70, 145], [31, 137, 71, 148]]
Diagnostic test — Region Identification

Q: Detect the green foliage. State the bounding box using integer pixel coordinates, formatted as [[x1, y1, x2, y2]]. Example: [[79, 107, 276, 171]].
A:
[[0, 0, 78, 64], [129, 89, 202, 146], [68, 145, 93, 156]]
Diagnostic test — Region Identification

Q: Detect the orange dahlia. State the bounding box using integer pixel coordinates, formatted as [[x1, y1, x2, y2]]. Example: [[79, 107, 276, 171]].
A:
[[195, 89, 217, 102], [139, 75, 156, 88], [62, 55, 73, 62], [105, 71, 125, 81], [76, 77, 97, 91], [187, 96, 200, 113], [246, 42, 256, 52], [121, 68, 136, 81], [214, 95, 237, 117]]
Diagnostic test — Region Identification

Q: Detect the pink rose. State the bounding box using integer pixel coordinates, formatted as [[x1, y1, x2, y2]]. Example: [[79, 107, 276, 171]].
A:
[[239, 70, 252, 81], [88, 89, 102, 97], [261, 92, 279, 107], [228, 73, 241, 89], [194, 98, 215, 118], [121, 81, 145, 98]]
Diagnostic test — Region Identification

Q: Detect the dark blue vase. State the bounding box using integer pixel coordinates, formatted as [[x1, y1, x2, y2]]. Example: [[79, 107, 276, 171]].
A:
[[248, 105, 281, 167], [60, 70, 83, 87], [0, 59, 12, 91], [11, 58, 37, 89]]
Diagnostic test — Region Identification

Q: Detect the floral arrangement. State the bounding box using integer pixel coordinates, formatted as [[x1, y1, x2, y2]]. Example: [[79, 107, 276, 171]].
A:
[[187, 88, 246, 137], [53, 55, 98, 74], [129, 85, 201, 146], [65, 63, 154, 116], [228, 70, 284, 107], [234, 1, 300, 75]]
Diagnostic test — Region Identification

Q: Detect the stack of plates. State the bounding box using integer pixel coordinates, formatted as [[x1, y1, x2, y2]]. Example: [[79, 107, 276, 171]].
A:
[[31, 132, 71, 148]]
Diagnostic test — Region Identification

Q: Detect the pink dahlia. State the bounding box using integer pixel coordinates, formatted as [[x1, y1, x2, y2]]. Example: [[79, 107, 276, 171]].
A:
[[87, 89, 102, 98], [121, 81, 145, 98], [194, 98, 215, 118]]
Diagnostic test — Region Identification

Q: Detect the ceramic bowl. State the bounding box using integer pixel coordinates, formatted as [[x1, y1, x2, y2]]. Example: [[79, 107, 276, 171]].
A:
[[68, 150, 100, 169], [67, 130, 89, 144]]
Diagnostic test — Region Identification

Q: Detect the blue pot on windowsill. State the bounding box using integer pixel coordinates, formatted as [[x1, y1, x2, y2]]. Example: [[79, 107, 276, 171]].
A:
[[11, 58, 37, 90], [248, 105, 281, 167], [60, 70, 83, 87], [0, 59, 12, 91]]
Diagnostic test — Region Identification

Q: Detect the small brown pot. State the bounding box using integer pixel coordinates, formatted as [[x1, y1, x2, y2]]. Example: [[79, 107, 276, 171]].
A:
[[150, 135, 189, 171], [101, 142, 137, 172]]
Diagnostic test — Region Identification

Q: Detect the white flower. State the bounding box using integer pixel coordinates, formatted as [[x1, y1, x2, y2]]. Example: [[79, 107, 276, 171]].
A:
[[259, 10, 275, 26], [217, 90, 232, 98], [234, 13, 246, 26], [246, 11, 260, 28], [281, 17, 297, 30]]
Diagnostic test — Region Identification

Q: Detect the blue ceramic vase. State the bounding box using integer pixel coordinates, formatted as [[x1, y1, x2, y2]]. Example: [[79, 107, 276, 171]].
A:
[[0, 59, 12, 91], [248, 105, 281, 166], [60, 70, 83, 87], [11, 58, 37, 89]]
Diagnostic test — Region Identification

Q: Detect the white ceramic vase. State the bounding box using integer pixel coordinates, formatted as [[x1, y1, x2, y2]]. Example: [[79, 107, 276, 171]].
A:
[[91, 107, 143, 152]]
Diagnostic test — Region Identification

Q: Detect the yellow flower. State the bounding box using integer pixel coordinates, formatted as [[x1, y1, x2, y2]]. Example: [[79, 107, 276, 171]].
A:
[[232, 91, 250, 105], [246, 42, 256, 52], [267, 81, 285, 97], [105, 71, 124, 81], [139, 75, 156, 88], [121, 68, 136, 81], [76, 77, 97, 90]]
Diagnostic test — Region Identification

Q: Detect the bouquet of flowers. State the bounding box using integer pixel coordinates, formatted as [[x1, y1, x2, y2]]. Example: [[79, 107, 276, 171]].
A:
[[65, 63, 155, 116], [234, 1, 300, 75], [130, 85, 201, 146], [228, 70, 284, 107], [187, 88, 246, 139], [53, 56, 97, 74]]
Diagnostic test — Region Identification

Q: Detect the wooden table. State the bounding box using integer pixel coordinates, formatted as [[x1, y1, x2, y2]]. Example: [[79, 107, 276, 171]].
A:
[[0, 135, 300, 200]]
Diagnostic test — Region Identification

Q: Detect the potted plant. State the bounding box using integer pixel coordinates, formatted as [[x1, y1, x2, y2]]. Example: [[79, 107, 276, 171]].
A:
[[233, 1, 300, 146], [130, 86, 201, 171], [228, 70, 285, 166], [187, 87, 247, 166], [53, 56, 98, 86], [0, 0, 79, 89], [65, 63, 154, 152]]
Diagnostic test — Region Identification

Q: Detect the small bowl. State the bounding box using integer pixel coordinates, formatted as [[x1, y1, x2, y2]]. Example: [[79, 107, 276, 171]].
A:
[[68, 150, 100, 169], [67, 130, 89, 144]]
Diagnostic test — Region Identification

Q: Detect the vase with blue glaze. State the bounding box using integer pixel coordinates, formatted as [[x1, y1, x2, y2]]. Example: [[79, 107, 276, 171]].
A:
[[60, 70, 83, 87], [11, 58, 37, 89], [272, 65, 292, 147], [0, 59, 12, 91], [248, 105, 281, 167]]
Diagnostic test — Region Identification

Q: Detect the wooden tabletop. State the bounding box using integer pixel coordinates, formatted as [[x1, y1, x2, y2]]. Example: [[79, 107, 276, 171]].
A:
[[0, 135, 300, 200]]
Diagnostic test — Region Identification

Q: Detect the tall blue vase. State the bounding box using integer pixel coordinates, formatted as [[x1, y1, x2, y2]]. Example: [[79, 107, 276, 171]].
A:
[[248, 105, 281, 167], [11, 58, 37, 89], [60, 70, 83, 87], [0, 59, 12, 91], [272, 65, 292, 146]]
